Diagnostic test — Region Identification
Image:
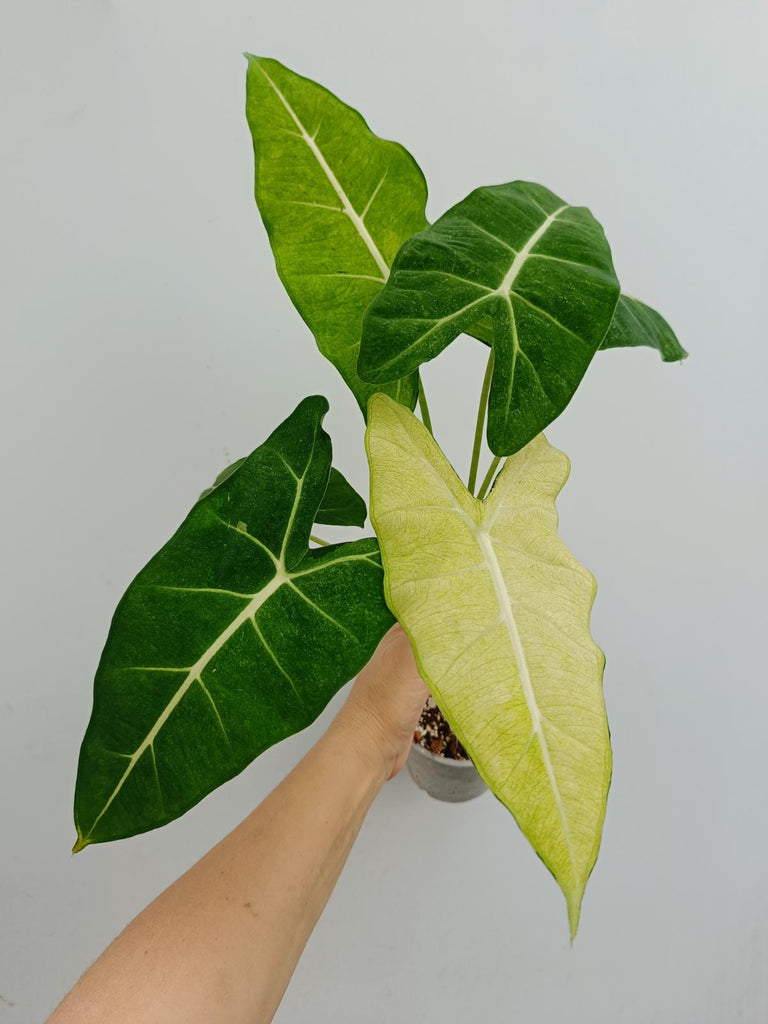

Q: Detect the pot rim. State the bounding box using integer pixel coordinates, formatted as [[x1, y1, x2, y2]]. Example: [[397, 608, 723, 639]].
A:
[[409, 739, 478, 768]]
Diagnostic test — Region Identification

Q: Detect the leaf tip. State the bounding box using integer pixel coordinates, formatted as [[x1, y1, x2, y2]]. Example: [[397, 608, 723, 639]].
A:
[[72, 829, 90, 855], [292, 394, 330, 427], [565, 879, 587, 942], [667, 346, 689, 363], [568, 901, 581, 944]]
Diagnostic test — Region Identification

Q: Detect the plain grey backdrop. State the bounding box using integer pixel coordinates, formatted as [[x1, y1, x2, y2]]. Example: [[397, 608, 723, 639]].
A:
[[2, 0, 766, 1020]]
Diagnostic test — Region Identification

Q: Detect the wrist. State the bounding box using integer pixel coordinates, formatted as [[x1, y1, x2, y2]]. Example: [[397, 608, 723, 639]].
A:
[[328, 703, 393, 788]]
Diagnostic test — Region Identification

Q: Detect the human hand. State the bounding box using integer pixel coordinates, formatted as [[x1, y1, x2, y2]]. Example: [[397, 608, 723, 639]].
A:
[[334, 624, 429, 782]]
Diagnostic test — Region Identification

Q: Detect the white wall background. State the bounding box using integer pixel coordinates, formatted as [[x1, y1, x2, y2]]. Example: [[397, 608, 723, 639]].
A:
[[2, 0, 766, 1020]]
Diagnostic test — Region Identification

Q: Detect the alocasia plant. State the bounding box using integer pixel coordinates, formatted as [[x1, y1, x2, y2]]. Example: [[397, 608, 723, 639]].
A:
[[74, 55, 686, 936]]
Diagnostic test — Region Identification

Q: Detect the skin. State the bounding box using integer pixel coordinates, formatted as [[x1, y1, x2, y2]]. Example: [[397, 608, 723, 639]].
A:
[[48, 624, 428, 1024]]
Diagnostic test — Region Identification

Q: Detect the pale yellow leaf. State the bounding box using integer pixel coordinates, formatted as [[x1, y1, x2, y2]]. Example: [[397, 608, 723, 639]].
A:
[[366, 394, 611, 937]]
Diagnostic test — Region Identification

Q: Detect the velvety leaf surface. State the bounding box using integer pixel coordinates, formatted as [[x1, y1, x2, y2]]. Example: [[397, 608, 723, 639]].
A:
[[366, 394, 611, 937], [245, 56, 426, 412], [358, 181, 620, 455], [316, 467, 367, 527], [198, 457, 246, 500], [467, 294, 687, 362], [601, 294, 688, 361], [74, 397, 393, 848], [203, 460, 366, 528]]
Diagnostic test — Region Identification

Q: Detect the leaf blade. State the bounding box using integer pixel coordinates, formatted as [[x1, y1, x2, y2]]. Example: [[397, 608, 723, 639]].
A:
[[358, 181, 620, 454], [601, 294, 688, 361], [203, 459, 366, 529], [366, 394, 611, 937], [74, 397, 393, 847], [245, 56, 426, 412], [316, 467, 367, 527]]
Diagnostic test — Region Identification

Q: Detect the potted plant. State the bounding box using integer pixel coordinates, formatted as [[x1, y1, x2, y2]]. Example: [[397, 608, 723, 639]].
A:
[[73, 56, 686, 939]]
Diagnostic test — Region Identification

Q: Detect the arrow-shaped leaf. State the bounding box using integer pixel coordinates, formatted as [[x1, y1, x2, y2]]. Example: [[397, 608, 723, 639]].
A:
[[245, 56, 426, 413], [601, 294, 688, 361], [74, 396, 393, 848], [366, 394, 611, 937], [358, 181, 620, 455]]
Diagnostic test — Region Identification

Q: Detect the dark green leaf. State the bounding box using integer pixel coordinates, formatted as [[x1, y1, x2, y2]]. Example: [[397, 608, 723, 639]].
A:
[[465, 317, 494, 346], [467, 295, 687, 364], [245, 56, 426, 413], [74, 397, 393, 848], [358, 181, 620, 455], [600, 294, 687, 361], [198, 457, 246, 500], [316, 467, 367, 528], [202, 461, 365, 528]]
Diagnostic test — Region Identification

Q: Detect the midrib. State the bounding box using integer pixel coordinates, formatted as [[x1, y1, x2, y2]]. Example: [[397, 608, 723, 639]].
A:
[[258, 65, 390, 280], [80, 573, 287, 845], [368, 202, 570, 377], [474, 527, 576, 878], [498, 204, 568, 296], [79, 539, 381, 845]]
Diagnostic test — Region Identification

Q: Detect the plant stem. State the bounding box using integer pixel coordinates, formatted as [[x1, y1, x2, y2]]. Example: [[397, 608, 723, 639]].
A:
[[417, 376, 433, 435], [310, 534, 330, 546], [468, 348, 494, 494], [476, 456, 501, 500]]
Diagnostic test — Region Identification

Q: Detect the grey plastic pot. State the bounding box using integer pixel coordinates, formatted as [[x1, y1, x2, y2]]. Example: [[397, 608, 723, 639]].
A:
[[406, 741, 487, 803]]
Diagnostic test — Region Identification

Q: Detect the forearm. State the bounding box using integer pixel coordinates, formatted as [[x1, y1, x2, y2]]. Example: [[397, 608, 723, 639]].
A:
[[49, 713, 386, 1024]]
